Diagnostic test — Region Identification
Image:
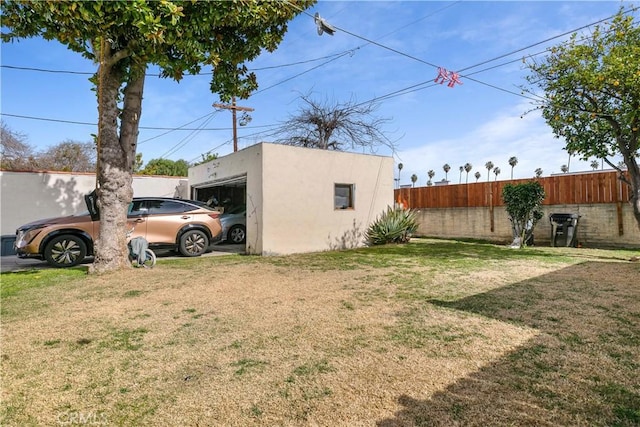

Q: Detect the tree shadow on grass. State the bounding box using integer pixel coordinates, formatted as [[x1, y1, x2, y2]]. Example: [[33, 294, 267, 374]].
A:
[[378, 261, 640, 427]]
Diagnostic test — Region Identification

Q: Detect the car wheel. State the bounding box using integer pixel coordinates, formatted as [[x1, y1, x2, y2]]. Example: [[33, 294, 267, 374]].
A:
[[44, 234, 87, 268], [228, 225, 246, 244], [179, 229, 209, 257]]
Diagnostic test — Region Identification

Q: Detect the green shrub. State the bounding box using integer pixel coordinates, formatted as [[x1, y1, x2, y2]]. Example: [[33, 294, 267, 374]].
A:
[[366, 206, 418, 245], [502, 181, 545, 248]]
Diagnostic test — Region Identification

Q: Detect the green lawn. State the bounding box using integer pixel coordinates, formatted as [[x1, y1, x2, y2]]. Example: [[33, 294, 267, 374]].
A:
[[1, 239, 638, 426]]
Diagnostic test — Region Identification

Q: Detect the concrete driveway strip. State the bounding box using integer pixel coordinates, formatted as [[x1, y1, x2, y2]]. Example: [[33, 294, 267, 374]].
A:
[[1, 245, 244, 273], [1, 256, 53, 273]]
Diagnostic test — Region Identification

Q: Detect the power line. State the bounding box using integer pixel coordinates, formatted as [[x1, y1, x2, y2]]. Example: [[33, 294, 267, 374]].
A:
[[0, 112, 272, 131], [138, 112, 218, 144], [0, 113, 96, 127], [0, 52, 352, 76], [354, 5, 640, 106], [457, 5, 639, 75], [159, 113, 217, 159], [253, 50, 354, 95], [187, 140, 232, 164]]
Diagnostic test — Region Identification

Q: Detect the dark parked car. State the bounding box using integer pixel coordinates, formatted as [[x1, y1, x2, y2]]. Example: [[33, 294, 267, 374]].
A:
[[15, 194, 223, 267], [219, 205, 246, 244]]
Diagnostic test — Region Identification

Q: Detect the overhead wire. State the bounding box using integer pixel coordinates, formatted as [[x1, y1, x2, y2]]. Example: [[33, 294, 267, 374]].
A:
[[138, 112, 219, 144], [187, 140, 233, 164], [355, 4, 640, 107], [159, 112, 218, 159], [455, 7, 636, 74], [252, 50, 354, 95], [286, 1, 541, 106], [0, 112, 240, 131], [0, 52, 352, 76]]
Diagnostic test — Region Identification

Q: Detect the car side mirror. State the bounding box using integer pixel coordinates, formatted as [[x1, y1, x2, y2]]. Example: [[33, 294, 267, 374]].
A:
[[85, 190, 100, 221]]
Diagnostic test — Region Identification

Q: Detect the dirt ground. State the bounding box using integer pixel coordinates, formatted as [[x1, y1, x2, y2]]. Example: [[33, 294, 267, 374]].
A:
[[1, 248, 638, 426]]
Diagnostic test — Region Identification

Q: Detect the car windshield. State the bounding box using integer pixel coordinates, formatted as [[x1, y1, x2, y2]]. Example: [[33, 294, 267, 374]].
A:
[[188, 199, 216, 210], [225, 205, 246, 215]]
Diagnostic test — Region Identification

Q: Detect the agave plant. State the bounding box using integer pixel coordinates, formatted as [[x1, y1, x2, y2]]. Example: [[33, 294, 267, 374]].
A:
[[366, 206, 418, 245]]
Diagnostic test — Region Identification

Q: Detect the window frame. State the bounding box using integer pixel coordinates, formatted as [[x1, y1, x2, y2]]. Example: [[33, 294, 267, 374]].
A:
[[334, 183, 355, 210]]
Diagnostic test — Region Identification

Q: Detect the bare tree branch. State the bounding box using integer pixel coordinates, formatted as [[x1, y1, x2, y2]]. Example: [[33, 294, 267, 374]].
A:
[[273, 93, 397, 152]]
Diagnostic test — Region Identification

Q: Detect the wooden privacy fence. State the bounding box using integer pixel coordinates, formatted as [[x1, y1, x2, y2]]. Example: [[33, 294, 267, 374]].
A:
[[395, 171, 630, 209]]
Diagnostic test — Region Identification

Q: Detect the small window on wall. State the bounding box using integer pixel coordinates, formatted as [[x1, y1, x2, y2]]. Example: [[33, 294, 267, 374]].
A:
[[334, 184, 354, 210]]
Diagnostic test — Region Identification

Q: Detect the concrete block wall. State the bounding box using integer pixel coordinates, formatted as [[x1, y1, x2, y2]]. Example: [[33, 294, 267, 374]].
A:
[[414, 203, 639, 249]]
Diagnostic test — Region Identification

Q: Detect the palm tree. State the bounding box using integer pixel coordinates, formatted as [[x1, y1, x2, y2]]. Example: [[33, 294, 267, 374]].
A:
[[464, 163, 472, 183], [459, 166, 464, 184], [428, 169, 435, 182], [561, 164, 569, 173], [508, 156, 518, 179], [443, 164, 451, 181], [535, 168, 543, 178], [474, 171, 481, 182], [590, 159, 599, 170], [484, 161, 494, 182], [493, 167, 501, 181], [410, 173, 418, 188], [397, 163, 403, 188], [567, 149, 574, 173]]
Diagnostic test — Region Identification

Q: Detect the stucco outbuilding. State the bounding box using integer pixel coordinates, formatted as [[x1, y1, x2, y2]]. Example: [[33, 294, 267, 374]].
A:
[[189, 143, 394, 255]]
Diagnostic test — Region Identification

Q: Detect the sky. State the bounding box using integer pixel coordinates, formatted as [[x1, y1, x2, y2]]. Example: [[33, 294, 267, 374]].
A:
[[1, 1, 637, 185]]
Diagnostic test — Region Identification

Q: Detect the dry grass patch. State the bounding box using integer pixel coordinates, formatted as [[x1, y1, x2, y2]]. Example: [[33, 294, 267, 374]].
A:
[[1, 239, 638, 426]]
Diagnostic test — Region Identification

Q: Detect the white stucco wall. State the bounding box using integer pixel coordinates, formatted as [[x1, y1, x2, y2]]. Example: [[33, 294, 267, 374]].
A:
[[260, 144, 393, 255], [188, 143, 394, 256], [0, 171, 187, 236]]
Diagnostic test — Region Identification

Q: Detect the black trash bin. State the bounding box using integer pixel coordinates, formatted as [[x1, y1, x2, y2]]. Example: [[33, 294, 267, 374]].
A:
[[549, 213, 581, 247]]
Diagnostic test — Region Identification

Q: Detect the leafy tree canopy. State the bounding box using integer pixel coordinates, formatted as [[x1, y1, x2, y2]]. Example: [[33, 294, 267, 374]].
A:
[[140, 158, 189, 176], [1, 1, 313, 100], [192, 152, 218, 167], [524, 9, 640, 230]]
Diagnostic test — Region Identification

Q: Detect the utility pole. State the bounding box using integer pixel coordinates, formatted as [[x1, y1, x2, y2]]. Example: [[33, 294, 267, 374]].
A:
[[213, 97, 254, 152]]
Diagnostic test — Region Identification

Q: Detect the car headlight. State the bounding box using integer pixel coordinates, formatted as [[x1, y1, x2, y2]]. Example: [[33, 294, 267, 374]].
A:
[[15, 226, 46, 248]]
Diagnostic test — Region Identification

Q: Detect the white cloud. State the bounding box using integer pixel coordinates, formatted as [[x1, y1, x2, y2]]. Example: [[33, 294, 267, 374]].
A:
[[395, 101, 601, 185]]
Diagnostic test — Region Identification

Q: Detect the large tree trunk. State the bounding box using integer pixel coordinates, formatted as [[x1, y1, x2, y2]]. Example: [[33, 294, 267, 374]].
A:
[[90, 58, 145, 274], [617, 130, 640, 233], [626, 157, 640, 233]]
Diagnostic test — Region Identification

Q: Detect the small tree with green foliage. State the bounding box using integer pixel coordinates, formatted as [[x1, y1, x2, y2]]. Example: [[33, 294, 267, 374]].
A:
[[524, 10, 640, 232], [502, 181, 545, 248], [192, 152, 218, 167], [140, 158, 189, 176]]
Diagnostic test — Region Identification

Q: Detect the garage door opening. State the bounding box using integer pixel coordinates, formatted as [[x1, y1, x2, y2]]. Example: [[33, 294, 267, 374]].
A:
[[192, 175, 247, 248]]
